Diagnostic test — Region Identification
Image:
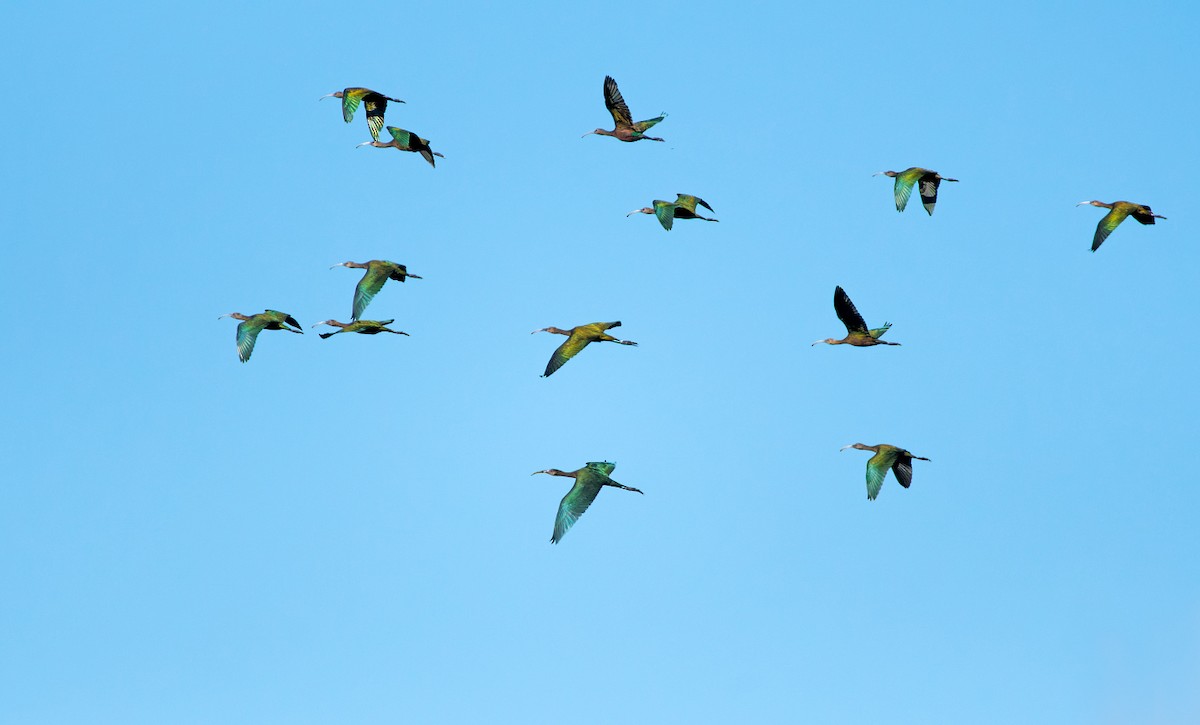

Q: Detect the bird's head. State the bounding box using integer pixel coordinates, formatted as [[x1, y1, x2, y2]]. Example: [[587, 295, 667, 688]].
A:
[[319, 91, 343, 101], [839, 443, 869, 452], [219, 312, 248, 321], [872, 171, 898, 178], [531, 468, 566, 477], [626, 208, 654, 217], [356, 140, 380, 149], [812, 338, 836, 346], [311, 320, 339, 329], [1076, 200, 1102, 207], [329, 261, 354, 270]]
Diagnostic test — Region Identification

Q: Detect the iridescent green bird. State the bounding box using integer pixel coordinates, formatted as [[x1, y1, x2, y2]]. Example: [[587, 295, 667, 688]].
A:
[[357, 126, 444, 167], [583, 76, 667, 142], [874, 168, 958, 215], [320, 87, 404, 141], [1076, 200, 1167, 252], [531, 461, 643, 544], [840, 443, 930, 501], [627, 194, 718, 231], [330, 260, 422, 321], [531, 321, 638, 377], [812, 286, 900, 347], [312, 319, 410, 339], [218, 310, 303, 363]]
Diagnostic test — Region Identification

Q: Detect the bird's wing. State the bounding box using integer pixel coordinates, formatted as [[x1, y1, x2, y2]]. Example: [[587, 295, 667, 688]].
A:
[[353, 266, 389, 320], [891, 454, 914, 488], [282, 313, 302, 330], [892, 170, 921, 212], [543, 330, 592, 377], [235, 319, 264, 363], [674, 195, 714, 213], [1130, 206, 1158, 225], [865, 449, 898, 501], [653, 200, 675, 230], [603, 76, 633, 129], [385, 263, 410, 282], [632, 114, 666, 133], [918, 174, 942, 215], [341, 88, 369, 123], [386, 126, 414, 148], [419, 148, 436, 167], [1092, 207, 1130, 252], [552, 472, 603, 543], [587, 461, 616, 476], [363, 92, 391, 141], [833, 286, 869, 334], [867, 322, 892, 339]]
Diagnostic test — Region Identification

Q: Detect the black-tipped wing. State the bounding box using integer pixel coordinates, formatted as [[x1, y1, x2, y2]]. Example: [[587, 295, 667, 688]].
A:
[[918, 174, 942, 215], [891, 454, 914, 488], [1130, 206, 1158, 225], [603, 76, 633, 129], [833, 286, 868, 334]]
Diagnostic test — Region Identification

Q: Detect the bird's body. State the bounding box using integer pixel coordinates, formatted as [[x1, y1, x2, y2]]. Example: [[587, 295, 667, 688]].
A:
[[357, 126, 444, 167], [320, 87, 404, 141], [627, 194, 718, 231], [813, 286, 900, 347], [1077, 200, 1166, 252], [531, 461, 643, 543], [313, 319, 409, 339], [531, 321, 637, 377], [330, 260, 421, 321], [583, 76, 667, 142], [875, 167, 958, 215], [840, 443, 930, 500], [219, 310, 303, 363]]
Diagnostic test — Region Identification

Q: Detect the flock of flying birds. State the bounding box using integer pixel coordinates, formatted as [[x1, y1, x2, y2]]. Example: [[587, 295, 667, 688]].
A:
[[220, 76, 1169, 543]]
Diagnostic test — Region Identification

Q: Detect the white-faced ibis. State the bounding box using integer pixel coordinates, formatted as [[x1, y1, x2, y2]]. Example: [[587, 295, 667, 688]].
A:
[[531, 461, 643, 544], [1076, 200, 1167, 252], [320, 87, 404, 141], [873, 168, 958, 215], [583, 76, 667, 143], [218, 310, 303, 363], [531, 321, 637, 377], [840, 443, 930, 500], [330, 260, 421, 321], [813, 286, 900, 347], [627, 194, 718, 231], [312, 319, 409, 339], [357, 126, 444, 167]]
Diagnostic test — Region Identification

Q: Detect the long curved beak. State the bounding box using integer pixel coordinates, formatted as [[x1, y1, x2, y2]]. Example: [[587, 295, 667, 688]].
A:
[[218, 314, 233, 320], [531, 328, 546, 334], [872, 171, 886, 177], [839, 445, 854, 452], [329, 263, 347, 269], [531, 470, 549, 476], [1075, 200, 1094, 206], [811, 339, 826, 346], [581, 131, 594, 138], [355, 141, 373, 148]]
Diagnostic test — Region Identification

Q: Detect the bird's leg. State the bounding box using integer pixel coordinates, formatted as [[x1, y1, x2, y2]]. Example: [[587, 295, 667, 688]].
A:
[[605, 481, 644, 494], [384, 330, 410, 336], [615, 339, 638, 346]]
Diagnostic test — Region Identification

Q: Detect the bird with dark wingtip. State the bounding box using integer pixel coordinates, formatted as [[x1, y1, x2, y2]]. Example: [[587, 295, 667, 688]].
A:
[[873, 167, 958, 215], [330, 260, 421, 321], [218, 310, 303, 363], [627, 194, 718, 231], [320, 87, 404, 141], [312, 319, 409, 340], [1077, 200, 1166, 252], [840, 443, 930, 500], [358, 126, 445, 167], [813, 286, 900, 347], [532, 461, 643, 543], [583, 76, 667, 142], [531, 321, 637, 377]]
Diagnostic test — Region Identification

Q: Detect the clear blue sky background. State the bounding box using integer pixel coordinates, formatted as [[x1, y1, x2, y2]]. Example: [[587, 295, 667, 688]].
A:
[[2, 1, 1197, 722]]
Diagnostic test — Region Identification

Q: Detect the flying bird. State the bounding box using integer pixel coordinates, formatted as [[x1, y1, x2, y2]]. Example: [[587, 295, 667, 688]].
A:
[[330, 260, 421, 321], [532, 321, 637, 377], [813, 286, 900, 347], [1076, 200, 1167, 252], [627, 194, 718, 231], [312, 319, 409, 339], [874, 168, 958, 215], [532, 461, 643, 543], [840, 443, 930, 500], [218, 310, 303, 363], [583, 76, 667, 142], [320, 87, 404, 141], [357, 126, 444, 167]]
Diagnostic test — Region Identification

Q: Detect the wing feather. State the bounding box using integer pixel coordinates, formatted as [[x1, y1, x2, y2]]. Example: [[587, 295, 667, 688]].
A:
[[833, 286, 869, 334], [543, 330, 592, 377], [552, 475, 603, 543], [603, 76, 633, 128], [1092, 207, 1129, 252], [353, 265, 390, 320]]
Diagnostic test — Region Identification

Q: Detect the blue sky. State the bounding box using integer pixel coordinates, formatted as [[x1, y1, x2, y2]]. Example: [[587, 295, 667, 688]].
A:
[[2, 1, 1198, 722]]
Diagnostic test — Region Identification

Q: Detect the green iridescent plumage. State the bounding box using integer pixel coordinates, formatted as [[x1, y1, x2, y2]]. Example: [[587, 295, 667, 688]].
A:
[[876, 167, 958, 215], [532, 321, 638, 377], [1077, 200, 1167, 252], [322, 87, 405, 141], [841, 443, 930, 500], [812, 287, 900, 347], [219, 309, 303, 363], [331, 260, 422, 321], [583, 76, 667, 142], [357, 126, 445, 167], [629, 194, 718, 231], [531, 461, 642, 544], [313, 319, 409, 339]]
